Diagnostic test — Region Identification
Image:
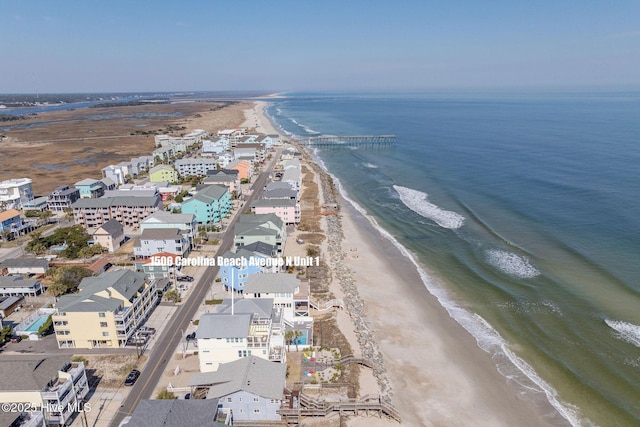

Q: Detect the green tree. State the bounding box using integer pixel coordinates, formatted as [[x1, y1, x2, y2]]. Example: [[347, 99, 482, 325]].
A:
[[164, 289, 181, 303], [48, 266, 94, 296], [285, 330, 294, 352]]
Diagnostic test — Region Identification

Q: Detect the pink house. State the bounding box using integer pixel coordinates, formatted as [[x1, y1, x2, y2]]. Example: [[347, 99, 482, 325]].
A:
[[251, 199, 300, 225]]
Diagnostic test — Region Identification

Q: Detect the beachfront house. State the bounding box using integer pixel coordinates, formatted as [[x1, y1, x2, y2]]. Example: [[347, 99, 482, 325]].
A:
[[280, 168, 301, 192], [140, 211, 197, 246], [195, 298, 286, 372], [181, 185, 231, 224], [251, 199, 300, 225], [92, 219, 125, 252], [218, 249, 268, 293], [47, 185, 81, 213], [74, 178, 106, 199], [134, 251, 181, 280], [0, 355, 89, 426], [262, 187, 299, 202], [53, 270, 158, 349], [124, 399, 230, 427], [234, 214, 286, 255], [148, 165, 178, 183], [133, 228, 190, 259], [0, 178, 33, 210], [244, 273, 310, 319], [188, 356, 285, 422], [202, 139, 229, 155]]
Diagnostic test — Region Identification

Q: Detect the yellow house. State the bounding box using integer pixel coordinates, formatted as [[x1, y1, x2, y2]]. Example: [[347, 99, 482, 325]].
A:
[[0, 355, 89, 426], [148, 165, 178, 183], [53, 270, 158, 349]]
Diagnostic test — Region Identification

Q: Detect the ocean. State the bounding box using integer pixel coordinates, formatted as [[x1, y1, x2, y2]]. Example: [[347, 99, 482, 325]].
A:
[[265, 91, 640, 426]]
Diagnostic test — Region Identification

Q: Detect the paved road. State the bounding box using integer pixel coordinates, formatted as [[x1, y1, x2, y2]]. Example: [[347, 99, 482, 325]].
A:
[[110, 149, 282, 426]]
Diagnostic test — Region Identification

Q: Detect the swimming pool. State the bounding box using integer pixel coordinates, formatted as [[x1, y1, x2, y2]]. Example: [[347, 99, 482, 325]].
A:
[[24, 315, 49, 332]]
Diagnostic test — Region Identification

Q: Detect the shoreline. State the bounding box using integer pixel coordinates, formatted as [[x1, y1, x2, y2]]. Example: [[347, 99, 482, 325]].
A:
[[256, 101, 568, 425]]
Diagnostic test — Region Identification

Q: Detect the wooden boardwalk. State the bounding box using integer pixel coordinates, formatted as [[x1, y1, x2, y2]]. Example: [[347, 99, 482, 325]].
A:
[[295, 135, 397, 148]]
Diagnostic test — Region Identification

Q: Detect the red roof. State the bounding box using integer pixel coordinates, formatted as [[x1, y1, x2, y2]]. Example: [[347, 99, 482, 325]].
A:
[[142, 252, 181, 265]]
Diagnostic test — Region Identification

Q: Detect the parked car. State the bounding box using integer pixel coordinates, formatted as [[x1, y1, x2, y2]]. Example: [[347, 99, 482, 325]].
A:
[[185, 332, 196, 341], [10, 336, 22, 343], [177, 276, 194, 282], [124, 369, 141, 386]]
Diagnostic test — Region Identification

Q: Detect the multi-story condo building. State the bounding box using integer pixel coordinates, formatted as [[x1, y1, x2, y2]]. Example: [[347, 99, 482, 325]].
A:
[[53, 270, 158, 349], [47, 185, 81, 212], [195, 298, 285, 372], [181, 185, 231, 224], [71, 194, 162, 229], [174, 157, 219, 177], [0, 355, 89, 426], [0, 178, 33, 210]]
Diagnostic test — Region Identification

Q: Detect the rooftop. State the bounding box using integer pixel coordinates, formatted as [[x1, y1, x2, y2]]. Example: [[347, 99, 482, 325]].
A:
[[189, 356, 286, 401], [0, 355, 71, 391], [125, 399, 220, 427], [244, 273, 301, 294], [0, 209, 21, 222]]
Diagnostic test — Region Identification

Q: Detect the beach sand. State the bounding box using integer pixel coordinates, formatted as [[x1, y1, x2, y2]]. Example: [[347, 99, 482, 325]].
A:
[[327, 197, 566, 427], [240, 100, 278, 135]]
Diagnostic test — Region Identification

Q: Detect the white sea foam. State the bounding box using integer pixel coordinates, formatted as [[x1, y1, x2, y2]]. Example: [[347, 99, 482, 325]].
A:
[[362, 162, 378, 169], [486, 249, 541, 278], [393, 185, 465, 229], [605, 319, 640, 348]]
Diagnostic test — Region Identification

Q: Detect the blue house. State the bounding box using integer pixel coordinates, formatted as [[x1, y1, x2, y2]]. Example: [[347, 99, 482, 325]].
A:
[[181, 184, 231, 224], [219, 249, 267, 293], [74, 178, 105, 199], [0, 209, 22, 237]]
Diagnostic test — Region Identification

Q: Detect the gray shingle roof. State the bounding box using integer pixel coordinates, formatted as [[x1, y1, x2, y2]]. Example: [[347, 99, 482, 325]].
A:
[[57, 270, 148, 312], [218, 298, 274, 318], [262, 188, 297, 200], [196, 313, 251, 339], [189, 356, 285, 400], [237, 241, 276, 257], [126, 399, 219, 427], [238, 213, 283, 229], [252, 199, 297, 208], [0, 257, 48, 269], [75, 178, 100, 186], [137, 228, 184, 240], [0, 276, 41, 288], [265, 182, 293, 192], [189, 184, 228, 203], [0, 355, 70, 391], [244, 273, 300, 294], [142, 210, 195, 225], [95, 219, 123, 236]]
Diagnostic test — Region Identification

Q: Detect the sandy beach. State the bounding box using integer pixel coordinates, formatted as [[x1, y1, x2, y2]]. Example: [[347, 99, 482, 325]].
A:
[[247, 99, 565, 426]]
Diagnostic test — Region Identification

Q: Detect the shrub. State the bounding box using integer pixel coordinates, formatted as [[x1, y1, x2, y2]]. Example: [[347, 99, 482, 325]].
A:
[[157, 390, 175, 400]]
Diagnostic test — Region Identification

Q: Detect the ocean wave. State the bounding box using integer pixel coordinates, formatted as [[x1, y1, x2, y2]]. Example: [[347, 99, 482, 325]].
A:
[[393, 185, 465, 229], [486, 249, 541, 278], [306, 152, 583, 426], [605, 319, 640, 348], [362, 162, 379, 169]]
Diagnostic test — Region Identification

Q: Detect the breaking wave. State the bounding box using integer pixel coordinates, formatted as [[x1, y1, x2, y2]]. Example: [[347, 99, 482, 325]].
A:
[[362, 162, 378, 169], [393, 185, 465, 229], [605, 319, 640, 348], [486, 249, 541, 278]]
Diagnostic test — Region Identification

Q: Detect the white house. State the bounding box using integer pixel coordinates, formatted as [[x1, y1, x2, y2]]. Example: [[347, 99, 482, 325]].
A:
[[188, 356, 285, 422], [195, 298, 285, 372], [133, 228, 189, 258], [0, 178, 33, 210]]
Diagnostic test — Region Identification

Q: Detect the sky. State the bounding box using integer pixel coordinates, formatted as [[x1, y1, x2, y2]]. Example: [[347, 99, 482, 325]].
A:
[[1, 1, 639, 93]]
